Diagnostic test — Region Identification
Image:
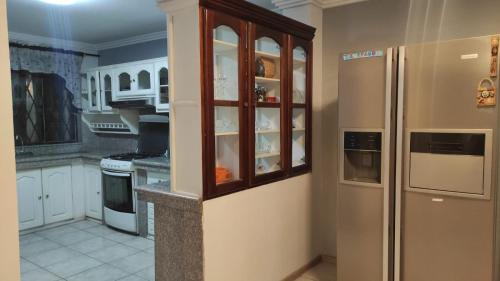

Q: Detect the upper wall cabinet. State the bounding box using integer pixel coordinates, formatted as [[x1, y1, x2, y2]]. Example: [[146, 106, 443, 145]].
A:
[[114, 64, 155, 100], [82, 57, 168, 113], [200, 0, 315, 199]]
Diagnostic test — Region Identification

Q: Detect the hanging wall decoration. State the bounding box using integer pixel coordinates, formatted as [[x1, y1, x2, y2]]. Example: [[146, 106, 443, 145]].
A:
[[490, 36, 499, 78], [477, 78, 496, 107]]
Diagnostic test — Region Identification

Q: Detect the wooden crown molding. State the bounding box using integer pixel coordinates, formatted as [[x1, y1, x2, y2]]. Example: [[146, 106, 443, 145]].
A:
[[272, 0, 368, 9]]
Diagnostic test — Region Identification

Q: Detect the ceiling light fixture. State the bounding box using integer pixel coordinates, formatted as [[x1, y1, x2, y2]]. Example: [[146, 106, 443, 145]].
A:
[[40, 0, 77, 5]]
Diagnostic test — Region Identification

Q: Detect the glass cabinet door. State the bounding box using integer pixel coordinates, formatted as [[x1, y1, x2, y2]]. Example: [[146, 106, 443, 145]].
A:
[[118, 72, 131, 94], [87, 71, 100, 111], [204, 10, 248, 198], [100, 70, 113, 112], [154, 61, 169, 112], [252, 26, 286, 179], [135, 65, 154, 95], [290, 39, 311, 171]]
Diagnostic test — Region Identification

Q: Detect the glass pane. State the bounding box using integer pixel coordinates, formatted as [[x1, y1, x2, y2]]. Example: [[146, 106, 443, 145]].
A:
[[254, 36, 282, 176], [119, 73, 131, 91], [159, 68, 168, 86], [215, 106, 240, 185], [138, 70, 151, 90], [12, 71, 77, 146], [90, 76, 97, 107], [103, 174, 134, 213], [213, 25, 239, 101], [293, 47, 307, 104], [254, 37, 281, 104], [104, 75, 112, 107], [255, 108, 281, 175], [159, 86, 168, 104], [292, 108, 306, 167]]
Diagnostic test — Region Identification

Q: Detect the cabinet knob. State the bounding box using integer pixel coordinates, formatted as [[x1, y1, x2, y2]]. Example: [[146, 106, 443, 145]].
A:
[[97, 191, 100, 195], [45, 194, 49, 199], [38, 196, 42, 200]]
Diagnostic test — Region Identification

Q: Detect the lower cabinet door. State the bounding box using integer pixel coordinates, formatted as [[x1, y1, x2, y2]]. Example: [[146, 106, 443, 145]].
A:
[[17, 170, 44, 230], [84, 164, 102, 220], [42, 166, 73, 224]]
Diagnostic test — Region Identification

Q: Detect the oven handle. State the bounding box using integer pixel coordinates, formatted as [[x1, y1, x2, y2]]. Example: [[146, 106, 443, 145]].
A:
[[102, 170, 132, 177]]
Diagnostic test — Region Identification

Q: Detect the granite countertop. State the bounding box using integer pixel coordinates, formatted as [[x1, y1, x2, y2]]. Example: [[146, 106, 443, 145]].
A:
[[133, 156, 170, 170], [16, 151, 114, 170], [135, 181, 201, 213]]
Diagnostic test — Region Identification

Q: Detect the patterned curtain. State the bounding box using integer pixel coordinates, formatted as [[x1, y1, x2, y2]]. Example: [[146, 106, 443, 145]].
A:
[[9, 46, 83, 108]]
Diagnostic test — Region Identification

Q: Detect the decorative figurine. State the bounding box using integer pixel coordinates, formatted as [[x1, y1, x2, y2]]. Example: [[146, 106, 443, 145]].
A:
[[255, 86, 267, 102], [477, 78, 496, 107], [491, 36, 499, 78]]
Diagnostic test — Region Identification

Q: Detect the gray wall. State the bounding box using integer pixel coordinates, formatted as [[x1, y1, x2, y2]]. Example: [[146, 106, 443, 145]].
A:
[[321, 0, 500, 257], [98, 38, 167, 66]]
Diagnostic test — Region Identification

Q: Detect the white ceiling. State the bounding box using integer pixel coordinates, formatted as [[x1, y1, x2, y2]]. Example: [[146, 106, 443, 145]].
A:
[[7, 0, 276, 45]]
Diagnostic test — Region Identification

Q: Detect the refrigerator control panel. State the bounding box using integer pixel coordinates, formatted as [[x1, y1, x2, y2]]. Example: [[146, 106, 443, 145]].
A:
[[407, 130, 492, 199]]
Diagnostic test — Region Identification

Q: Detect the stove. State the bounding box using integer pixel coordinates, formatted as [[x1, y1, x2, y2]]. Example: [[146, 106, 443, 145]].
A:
[[100, 152, 164, 171], [100, 115, 169, 234]]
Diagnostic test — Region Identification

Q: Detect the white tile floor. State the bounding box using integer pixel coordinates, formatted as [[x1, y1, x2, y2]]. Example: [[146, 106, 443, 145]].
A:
[[20, 220, 154, 281], [295, 261, 337, 281]]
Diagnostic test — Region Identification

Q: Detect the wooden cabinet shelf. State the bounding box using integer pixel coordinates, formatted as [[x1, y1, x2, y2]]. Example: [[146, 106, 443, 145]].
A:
[[201, 0, 315, 200]]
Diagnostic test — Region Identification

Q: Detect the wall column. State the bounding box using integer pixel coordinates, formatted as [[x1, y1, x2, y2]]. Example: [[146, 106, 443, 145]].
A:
[[156, 0, 203, 197]]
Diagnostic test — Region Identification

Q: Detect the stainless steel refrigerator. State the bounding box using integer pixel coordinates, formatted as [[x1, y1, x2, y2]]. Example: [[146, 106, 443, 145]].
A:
[[338, 35, 499, 281]]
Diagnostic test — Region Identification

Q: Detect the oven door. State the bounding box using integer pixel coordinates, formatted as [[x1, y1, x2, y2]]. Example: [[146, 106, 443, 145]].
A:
[[102, 170, 134, 214]]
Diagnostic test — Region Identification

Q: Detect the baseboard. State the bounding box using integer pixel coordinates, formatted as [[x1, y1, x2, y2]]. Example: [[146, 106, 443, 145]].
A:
[[321, 255, 336, 265], [282, 255, 323, 281]]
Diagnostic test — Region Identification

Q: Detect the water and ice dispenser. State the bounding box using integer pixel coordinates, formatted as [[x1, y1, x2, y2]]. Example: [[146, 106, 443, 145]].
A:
[[407, 130, 492, 198], [342, 131, 383, 185]]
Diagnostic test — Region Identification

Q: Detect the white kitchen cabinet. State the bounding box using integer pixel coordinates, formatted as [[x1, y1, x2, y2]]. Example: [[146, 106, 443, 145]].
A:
[[42, 166, 73, 224], [87, 70, 101, 112], [99, 69, 114, 112], [16, 170, 44, 231], [114, 63, 155, 100], [154, 60, 169, 113], [84, 164, 102, 220]]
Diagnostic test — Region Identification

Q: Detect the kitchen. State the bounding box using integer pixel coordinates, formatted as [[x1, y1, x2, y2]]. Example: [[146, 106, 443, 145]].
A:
[[9, 0, 170, 280]]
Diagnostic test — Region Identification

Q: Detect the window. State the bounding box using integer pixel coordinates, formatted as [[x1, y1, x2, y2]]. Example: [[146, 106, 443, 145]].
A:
[[11, 70, 78, 145]]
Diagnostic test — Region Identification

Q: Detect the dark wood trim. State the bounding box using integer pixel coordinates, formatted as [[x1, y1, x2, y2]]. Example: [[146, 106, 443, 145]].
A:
[[9, 42, 99, 57], [214, 100, 239, 106], [199, 0, 315, 41], [281, 255, 323, 281], [201, 8, 250, 200], [249, 22, 288, 186], [256, 102, 280, 108], [292, 103, 306, 108]]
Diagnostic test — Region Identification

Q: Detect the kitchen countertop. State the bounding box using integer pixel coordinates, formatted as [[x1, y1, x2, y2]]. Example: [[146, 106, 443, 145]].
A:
[[16, 151, 113, 170], [16, 151, 171, 171], [133, 156, 170, 171]]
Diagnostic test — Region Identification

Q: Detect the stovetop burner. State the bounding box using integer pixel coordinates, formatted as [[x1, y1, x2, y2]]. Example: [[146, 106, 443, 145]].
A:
[[107, 152, 164, 161]]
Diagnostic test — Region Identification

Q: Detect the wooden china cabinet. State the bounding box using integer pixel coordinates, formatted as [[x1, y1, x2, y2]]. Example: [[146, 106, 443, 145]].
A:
[[200, 0, 315, 199]]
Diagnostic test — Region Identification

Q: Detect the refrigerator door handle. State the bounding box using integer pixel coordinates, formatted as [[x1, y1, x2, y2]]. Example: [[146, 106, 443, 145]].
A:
[[382, 47, 393, 281], [394, 46, 406, 281]]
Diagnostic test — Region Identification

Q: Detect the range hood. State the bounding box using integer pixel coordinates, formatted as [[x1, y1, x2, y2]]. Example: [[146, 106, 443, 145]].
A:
[[82, 109, 139, 135]]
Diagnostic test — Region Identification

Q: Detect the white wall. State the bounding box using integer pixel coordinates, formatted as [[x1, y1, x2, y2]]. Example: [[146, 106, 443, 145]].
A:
[[203, 174, 321, 280], [321, 0, 500, 257], [0, 0, 21, 279]]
